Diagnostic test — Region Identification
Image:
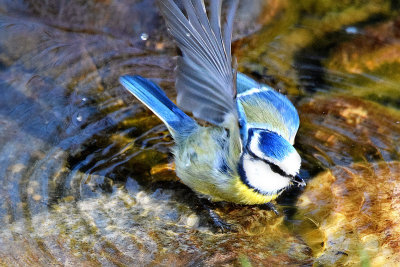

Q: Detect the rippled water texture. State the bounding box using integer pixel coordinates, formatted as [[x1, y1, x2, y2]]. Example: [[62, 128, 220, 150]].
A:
[[1, 0, 400, 266]]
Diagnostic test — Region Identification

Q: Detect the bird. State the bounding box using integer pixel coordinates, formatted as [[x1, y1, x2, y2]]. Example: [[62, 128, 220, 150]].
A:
[[119, 0, 305, 231]]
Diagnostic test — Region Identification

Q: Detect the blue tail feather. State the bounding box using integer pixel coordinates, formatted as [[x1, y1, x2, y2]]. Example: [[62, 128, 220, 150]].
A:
[[119, 75, 197, 135]]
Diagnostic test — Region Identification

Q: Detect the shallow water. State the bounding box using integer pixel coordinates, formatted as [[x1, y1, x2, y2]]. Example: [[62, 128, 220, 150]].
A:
[[1, 0, 400, 266]]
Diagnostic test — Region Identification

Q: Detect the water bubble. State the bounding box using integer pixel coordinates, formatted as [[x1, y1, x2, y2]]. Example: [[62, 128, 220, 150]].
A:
[[345, 26, 358, 34], [140, 32, 149, 41], [82, 97, 87, 102], [186, 32, 191, 37], [76, 114, 83, 122]]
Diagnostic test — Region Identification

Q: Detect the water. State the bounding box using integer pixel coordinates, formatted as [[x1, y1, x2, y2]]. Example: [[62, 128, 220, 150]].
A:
[[1, 0, 400, 265]]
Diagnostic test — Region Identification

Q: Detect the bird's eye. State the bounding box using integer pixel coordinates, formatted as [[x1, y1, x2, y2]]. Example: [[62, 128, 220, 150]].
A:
[[263, 160, 288, 178]]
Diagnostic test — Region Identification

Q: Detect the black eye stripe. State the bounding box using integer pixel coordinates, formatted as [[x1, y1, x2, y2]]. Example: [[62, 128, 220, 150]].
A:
[[246, 148, 292, 179]]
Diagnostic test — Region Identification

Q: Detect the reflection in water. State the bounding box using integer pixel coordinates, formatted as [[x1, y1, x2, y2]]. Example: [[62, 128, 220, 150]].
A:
[[0, 0, 400, 265]]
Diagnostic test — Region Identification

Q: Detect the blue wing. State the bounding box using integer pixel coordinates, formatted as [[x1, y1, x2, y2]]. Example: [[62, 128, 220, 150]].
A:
[[236, 72, 299, 145]]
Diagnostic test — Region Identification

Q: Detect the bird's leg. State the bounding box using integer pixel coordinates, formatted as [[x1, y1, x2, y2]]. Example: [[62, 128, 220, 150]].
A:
[[259, 202, 279, 215], [199, 198, 233, 233]]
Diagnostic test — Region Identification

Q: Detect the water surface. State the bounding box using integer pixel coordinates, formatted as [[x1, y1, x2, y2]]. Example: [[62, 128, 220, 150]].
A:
[[1, 0, 400, 265]]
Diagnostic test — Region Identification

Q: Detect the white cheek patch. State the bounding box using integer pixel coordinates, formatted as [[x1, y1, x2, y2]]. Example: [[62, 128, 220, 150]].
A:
[[243, 154, 291, 194], [279, 150, 301, 176], [249, 132, 301, 176]]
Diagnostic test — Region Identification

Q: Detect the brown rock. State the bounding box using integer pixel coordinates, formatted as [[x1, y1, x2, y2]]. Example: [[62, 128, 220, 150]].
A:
[[297, 95, 400, 171], [296, 161, 400, 266], [328, 17, 400, 74]]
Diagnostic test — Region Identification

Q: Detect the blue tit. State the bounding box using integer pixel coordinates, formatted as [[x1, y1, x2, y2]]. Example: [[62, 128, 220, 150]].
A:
[[120, 0, 304, 210]]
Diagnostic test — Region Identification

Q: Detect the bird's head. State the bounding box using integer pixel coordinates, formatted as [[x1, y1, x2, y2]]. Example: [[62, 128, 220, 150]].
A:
[[238, 128, 304, 195]]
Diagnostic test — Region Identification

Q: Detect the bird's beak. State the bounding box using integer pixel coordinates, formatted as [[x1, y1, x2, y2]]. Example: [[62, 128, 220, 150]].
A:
[[292, 175, 306, 187]]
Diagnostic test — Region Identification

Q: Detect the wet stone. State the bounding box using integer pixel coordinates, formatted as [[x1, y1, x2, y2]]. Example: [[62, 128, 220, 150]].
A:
[[324, 16, 400, 105], [327, 16, 400, 74], [297, 95, 400, 172], [0, 186, 312, 266], [233, 0, 391, 94], [295, 161, 400, 266]]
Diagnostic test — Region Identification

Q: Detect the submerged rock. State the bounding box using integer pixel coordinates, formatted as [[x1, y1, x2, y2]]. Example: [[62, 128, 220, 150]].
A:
[[297, 95, 400, 172], [295, 161, 400, 266], [233, 0, 391, 94], [327, 16, 400, 74], [324, 16, 400, 105], [0, 181, 312, 266]]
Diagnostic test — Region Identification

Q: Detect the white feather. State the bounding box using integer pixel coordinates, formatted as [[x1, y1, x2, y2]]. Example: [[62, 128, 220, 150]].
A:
[[279, 150, 301, 176], [242, 154, 291, 194]]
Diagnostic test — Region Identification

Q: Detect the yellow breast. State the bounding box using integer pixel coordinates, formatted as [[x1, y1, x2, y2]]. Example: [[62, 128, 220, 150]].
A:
[[200, 176, 280, 205], [229, 177, 279, 205]]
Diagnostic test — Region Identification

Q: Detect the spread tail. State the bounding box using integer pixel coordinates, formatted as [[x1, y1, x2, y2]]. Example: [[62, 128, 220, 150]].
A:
[[119, 75, 197, 136]]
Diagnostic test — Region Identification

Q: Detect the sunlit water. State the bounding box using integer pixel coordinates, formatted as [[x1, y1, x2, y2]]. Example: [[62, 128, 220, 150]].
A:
[[1, 0, 400, 265]]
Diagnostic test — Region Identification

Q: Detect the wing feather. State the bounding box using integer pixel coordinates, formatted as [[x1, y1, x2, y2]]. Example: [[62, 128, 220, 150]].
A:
[[210, 0, 223, 49], [158, 0, 237, 126], [223, 0, 238, 58]]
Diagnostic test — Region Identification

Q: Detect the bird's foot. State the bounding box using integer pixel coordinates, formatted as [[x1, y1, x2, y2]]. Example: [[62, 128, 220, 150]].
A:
[[199, 199, 236, 233], [207, 208, 234, 233], [259, 202, 279, 215]]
